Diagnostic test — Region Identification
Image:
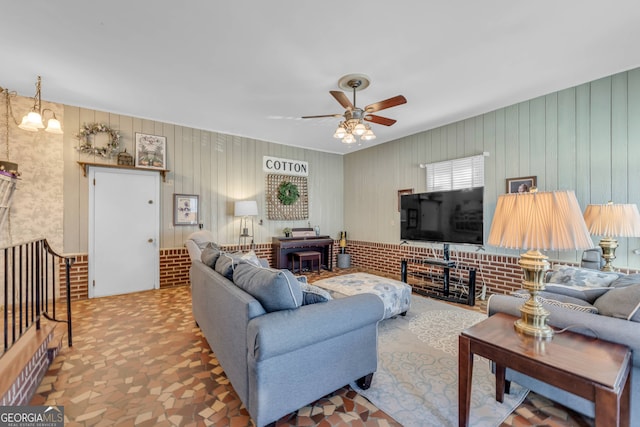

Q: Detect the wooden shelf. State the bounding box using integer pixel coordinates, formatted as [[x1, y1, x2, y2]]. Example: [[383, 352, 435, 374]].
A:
[[77, 161, 170, 182]]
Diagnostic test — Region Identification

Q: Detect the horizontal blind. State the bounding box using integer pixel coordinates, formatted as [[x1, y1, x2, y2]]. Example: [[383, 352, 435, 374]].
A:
[[425, 154, 484, 192]]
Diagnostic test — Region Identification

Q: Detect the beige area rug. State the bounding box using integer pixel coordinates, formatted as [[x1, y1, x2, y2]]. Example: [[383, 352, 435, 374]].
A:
[[352, 294, 529, 427]]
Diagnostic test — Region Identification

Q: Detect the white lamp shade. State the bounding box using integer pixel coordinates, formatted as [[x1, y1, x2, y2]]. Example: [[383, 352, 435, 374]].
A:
[[333, 126, 346, 139], [18, 115, 39, 132], [353, 122, 367, 136], [583, 203, 640, 237], [488, 190, 593, 251], [23, 111, 45, 129], [234, 200, 258, 217], [45, 118, 63, 134], [342, 133, 356, 144]]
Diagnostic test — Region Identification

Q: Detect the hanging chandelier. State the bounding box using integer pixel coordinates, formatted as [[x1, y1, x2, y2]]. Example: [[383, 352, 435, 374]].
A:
[[16, 76, 63, 134]]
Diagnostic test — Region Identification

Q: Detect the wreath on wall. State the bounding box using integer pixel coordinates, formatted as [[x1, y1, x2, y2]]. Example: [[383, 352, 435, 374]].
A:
[[76, 123, 121, 158], [278, 181, 299, 205]]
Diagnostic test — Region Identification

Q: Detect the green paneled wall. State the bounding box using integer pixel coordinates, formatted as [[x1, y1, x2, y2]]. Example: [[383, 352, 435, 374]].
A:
[[344, 68, 640, 268]]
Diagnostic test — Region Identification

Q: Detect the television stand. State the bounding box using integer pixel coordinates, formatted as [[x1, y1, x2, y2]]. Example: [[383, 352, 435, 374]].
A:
[[400, 258, 476, 306]]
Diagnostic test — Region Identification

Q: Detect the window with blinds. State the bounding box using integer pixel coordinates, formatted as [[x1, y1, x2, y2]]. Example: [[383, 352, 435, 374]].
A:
[[425, 154, 484, 192]]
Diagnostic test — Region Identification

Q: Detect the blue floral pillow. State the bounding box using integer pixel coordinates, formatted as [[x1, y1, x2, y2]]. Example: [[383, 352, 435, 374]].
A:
[[544, 266, 620, 303]]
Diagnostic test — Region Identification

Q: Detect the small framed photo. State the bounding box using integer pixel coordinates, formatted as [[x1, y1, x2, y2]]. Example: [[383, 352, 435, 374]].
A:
[[397, 188, 414, 212], [135, 133, 166, 169], [173, 194, 199, 226], [506, 176, 537, 194]]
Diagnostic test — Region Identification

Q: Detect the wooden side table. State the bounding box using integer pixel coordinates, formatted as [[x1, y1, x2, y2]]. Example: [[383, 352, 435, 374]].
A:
[[458, 313, 631, 427]]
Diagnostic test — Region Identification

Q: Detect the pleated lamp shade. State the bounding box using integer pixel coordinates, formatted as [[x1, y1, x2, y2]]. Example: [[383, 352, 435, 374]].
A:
[[583, 203, 640, 238], [488, 190, 593, 251]]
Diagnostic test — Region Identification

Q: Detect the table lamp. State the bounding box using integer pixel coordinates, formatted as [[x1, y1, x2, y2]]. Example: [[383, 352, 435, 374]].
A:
[[234, 200, 258, 248], [583, 202, 640, 272], [488, 190, 593, 339]]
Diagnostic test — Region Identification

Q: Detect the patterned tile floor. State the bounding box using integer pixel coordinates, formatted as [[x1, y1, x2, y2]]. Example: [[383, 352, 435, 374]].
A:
[[31, 267, 595, 426]]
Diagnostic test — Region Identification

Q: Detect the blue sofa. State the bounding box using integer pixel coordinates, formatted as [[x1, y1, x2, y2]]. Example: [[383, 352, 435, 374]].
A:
[[190, 254, 384, 427], [487, 266, 640, 425]]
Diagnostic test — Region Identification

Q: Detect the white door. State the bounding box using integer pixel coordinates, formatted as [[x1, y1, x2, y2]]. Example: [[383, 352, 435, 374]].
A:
[[89, 167, 160, 297]]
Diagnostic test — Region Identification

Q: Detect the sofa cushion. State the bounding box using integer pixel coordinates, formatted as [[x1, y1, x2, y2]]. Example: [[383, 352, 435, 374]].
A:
[[594, 284, 640, 322], [544, 266, 619, 303], [214, 250, 262, 280], [511, 290, 598, 314], [232, 263, 303, 312], [201, 245, 222, 268], [300, 283, 332, 305]]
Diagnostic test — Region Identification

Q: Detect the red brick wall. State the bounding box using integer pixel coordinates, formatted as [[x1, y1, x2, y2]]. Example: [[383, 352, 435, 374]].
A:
[[59, 240, 640, 301], [59, 254, 88, 301], [160, 249, 191, 288]]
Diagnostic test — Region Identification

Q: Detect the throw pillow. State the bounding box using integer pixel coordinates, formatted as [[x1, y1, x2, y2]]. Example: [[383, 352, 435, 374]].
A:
[[300, 283, 332, 305], [214, 251, 244, 280], [232, 263, 303, 312], [201, 246, 221, 268], [544, 266, 619, 303], [239, 250, 261, 267], [187, 230, 216, 249], [510, 290, 599, 314], [609, 273, 640, 289], [594, 284, 640, 322]]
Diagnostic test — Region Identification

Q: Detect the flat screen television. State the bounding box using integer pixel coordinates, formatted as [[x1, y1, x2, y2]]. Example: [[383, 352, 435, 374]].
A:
[[400, 187, 484, 245]]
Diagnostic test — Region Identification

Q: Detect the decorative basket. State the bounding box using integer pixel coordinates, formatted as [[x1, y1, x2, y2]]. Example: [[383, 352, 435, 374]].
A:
[[117, 149, 134, 166]]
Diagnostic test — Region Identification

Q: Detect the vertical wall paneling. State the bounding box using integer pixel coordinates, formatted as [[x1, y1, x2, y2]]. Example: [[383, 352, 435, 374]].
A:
[[62, 108, 343, 254], [556, 88, 576, 191], [344, 67, 640, 269], [590, 77, 612, 201]]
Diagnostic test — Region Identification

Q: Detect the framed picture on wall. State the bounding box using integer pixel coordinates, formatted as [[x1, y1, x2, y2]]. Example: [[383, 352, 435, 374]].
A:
[[506, 176, 537, 194], [397, 188, 414, 212], [173, 194, 199, 226], [135, 133, 167, 169]]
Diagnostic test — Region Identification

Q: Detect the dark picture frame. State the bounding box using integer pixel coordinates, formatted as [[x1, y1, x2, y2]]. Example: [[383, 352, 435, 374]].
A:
[[135, 133, 167, 170], [173, 194, 199, 226], [397, 188, 414, 212], [506, 176, 537, 194]]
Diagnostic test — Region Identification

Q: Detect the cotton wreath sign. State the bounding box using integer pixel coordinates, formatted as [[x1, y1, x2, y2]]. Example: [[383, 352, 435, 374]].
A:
[[76, 123, 121, 157], [278, 181, 299, 205]]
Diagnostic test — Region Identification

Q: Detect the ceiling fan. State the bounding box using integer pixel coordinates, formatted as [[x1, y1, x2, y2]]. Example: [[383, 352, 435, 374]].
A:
[[302, 74, 407, 144]]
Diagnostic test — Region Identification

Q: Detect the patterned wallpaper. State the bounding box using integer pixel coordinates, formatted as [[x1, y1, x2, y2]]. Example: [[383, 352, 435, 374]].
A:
[[0, 94, 64, 251]]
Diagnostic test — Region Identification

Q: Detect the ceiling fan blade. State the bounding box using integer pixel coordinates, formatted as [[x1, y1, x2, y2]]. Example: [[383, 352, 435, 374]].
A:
[[364, 114, 397, 126], [364, 95, 407, 113], [330, 91, 354, 109], [301, 114, 343, 119]]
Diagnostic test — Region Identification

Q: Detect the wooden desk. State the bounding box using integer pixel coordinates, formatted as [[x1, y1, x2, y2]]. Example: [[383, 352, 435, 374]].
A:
[[458, 313, 631, 427], [272, 236, 333, 271]]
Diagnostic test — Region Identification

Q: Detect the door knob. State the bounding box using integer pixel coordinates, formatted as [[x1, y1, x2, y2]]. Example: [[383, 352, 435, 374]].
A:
[[148, 200, 153, 204], [148, 238, 154, 243]]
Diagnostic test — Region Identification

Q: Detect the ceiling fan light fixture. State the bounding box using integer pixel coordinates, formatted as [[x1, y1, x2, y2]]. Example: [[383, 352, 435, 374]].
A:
[[333, 124, 346, 139], [353, 122, 366, 136], [342, 133, 356, 144], [362, 128, 376, 141]]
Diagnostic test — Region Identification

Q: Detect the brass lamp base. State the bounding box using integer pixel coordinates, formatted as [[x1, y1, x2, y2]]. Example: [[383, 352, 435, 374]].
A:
[[515, 250, 554, 339], [599, 237, 618, 272]]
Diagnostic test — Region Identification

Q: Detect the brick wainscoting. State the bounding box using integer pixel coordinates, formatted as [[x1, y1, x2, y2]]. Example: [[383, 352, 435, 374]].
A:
[[57, 240, 639, 302]]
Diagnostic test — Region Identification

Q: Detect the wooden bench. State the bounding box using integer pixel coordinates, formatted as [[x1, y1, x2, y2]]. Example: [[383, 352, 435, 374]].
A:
[[290, 251, 322, 274]]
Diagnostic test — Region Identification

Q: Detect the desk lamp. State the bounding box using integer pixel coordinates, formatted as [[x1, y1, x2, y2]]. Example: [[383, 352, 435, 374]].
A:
[[488, 190, 593, 339]]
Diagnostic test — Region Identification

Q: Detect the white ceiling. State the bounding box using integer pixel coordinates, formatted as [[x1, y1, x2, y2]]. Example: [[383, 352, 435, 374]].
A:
[[2, 1, 640, 155]]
